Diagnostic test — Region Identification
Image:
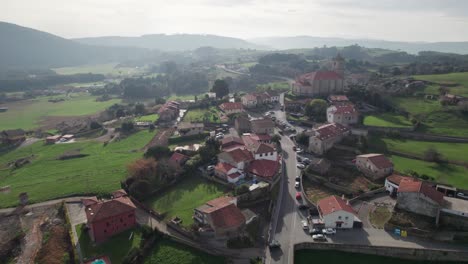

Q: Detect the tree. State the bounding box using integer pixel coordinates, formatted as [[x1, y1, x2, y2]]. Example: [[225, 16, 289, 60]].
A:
[[89, 121, 102, 130], [134, 103, 146, 115], [127, 158, 158, 180], [296, 133, 309, 146], [424, 147, 443, 162], [155, 97, 166, 105], [121, 121, 134, 132], [128, 179, 152, 200], [211, 79, 229, 98], [305, 99, 327, 121], [271, 134, 281, 144], [144, 146, 171, 160]]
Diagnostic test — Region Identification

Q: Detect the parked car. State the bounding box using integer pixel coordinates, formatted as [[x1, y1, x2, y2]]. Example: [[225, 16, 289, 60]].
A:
[[295, 181, 300, 188], [296, 156, 302, 162], [207, 165, 215, 171], [269, 240, 281, 249], [312, 234, 327, 241], [457, 193, 468, 200], [270, 111, 275, 115], [302, 158, 311, 164], [295, 192, 302, 200], [302, 220, 309, 230], [309, 228, 322, 235], [295, 175, 301, 181], [296, 148, 303, 154], [322, 228, 336, 235], [296, 163, 305, 169]]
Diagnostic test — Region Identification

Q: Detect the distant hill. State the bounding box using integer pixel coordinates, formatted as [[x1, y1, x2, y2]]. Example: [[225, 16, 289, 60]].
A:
[[73, 34, 262, 51], [0, 22, 147, 69], [250, 36, 468, 55]]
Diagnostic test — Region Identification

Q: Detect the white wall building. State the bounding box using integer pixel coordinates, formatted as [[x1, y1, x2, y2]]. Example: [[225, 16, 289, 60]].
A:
[[317, 195, 357, 229]]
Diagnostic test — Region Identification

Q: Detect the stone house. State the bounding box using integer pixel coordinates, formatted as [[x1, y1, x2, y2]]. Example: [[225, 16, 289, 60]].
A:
[[327, 95, 349, 104], [193, 196, 246, 237], [241, 94, 258, 108], [250, 118, 275, 135], [177, 122, 204, 137], [217, 148, 254, 170], [158, 101, 180, 122], [214, 162, 245, 184], [246, 158, 281, 183], [219, 102, 244, 115], [252, 143, 277, 161], [308, 123, 350, 155], [234, 115, 251, 134], [355, 154, 393, 179], [396, 179, 444, 218], [317, 195, 358, 229], [384, 174, 416, 195], [326, 104, 358, 125]]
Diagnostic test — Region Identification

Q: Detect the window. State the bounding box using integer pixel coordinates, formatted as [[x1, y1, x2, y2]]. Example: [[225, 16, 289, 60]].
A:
[[260, 154, 263, 157], [345, 216, 349, 220], [338, 216, 342, 220]]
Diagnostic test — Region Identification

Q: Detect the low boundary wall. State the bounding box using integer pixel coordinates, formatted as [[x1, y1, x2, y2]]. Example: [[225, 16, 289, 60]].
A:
[[295, 242, 468, 262]]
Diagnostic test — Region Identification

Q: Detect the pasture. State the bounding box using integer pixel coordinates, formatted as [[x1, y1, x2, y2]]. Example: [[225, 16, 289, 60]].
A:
[[0, 93, 120, 130], [391, 155, 468, 188], [389, 97, 445, 115], [135, 114, 159, 122], [52, 63, 144, 77], [146, 176, 228, 227], [363, 113, 413, 128], [370, 136, 468, 163], [183, 107, 224, 123], [414, 72, 468, 96], [144, 238, 225, 264], [0, 130, 155, 208]]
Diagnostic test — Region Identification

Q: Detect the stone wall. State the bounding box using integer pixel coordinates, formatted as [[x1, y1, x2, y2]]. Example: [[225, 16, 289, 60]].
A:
[[294, 242, 468, 262], [397, 192, 440, 218], [439, 212, 468, 232]]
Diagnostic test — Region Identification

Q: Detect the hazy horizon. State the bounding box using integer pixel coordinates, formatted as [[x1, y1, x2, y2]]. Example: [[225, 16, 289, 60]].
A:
[[2, 0, 468, 42]]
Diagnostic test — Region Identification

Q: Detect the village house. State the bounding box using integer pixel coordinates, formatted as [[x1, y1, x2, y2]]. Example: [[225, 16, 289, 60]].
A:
[[384, 174, 416, 195], [221, 136, 245, 151], [1, 129, 26, 145], [82, 190, 137, 243], [250, 118, 275, 135], [440, 94, 465, 105], [241, 94, 258, 108], [241, 133, 272, 151], [217, 148, 254, 170], [214, 162, 245, 184], [234, 115, 251, 134], [252, 143, 277, 161], [317, 195, 359, 229], [292, 55, 345, 96], [327, 95, 350, 104], [396, 179, 444, 218], [177, 122, 204, 137], [355, 153, 393, 179], [169, 152, 190, 167], [45, 135, 62, 144], [193, 196, 246, 237], [158, 101, 180, 122], [326, 104, 359, 125], [219, 102, 244, 115], [308, 123, 350, 155], [241, 92, 279, 108], [266, 90, 280, 103], [439, 196, 468, 231], [246, 158, 281, 183]]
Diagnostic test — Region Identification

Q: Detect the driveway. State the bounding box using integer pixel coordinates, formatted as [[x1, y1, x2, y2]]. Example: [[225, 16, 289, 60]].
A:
[[352, 193, 396, 228]]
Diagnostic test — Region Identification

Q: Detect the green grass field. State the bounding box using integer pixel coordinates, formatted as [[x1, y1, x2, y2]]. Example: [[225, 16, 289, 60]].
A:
[[257, 81, 290, 91], [0, 130, 155, 208], [391, 155, 468, 188], [295, 249, 459, 264], [0, 93, 120, 130], [135, 114, 159, 122], [53, 63, 144, 77], [166, 94, 201, 101], [76, 224, 142, 264], [371, 136, 468, 163], [363, 113, 413, 128], [146, 176, 227, 227], [183, 107, 223, 123], [144, 238, 225, 264], [416, 111, 468, 137], [390, 97, 445, 115], [414, 72, 468, 96]]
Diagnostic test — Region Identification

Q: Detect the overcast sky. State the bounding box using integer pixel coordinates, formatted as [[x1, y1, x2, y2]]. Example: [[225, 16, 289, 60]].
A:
[[2, 0, 468, 42]]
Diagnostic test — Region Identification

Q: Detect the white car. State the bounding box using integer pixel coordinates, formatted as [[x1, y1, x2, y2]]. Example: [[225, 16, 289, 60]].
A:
[[207, 165, 215, 171], [302, 220, 309, 230], [296, 148, 303, 154], [312, 234, 326, 241], [296, 163, 305, 169], [457, 193, 468, 200], [322, 228, 336, 235], [295, 181, 300, 188]]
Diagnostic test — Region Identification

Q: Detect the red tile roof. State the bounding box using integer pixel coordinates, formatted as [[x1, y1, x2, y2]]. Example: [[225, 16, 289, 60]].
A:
[[297, 71, 343, 85], [169, 152, 190, 165], [386, 174, 415, 186], [247, 159, 280, 179], [329, 104, 357, 114], [112, 189, 128, 198], [85, 196, 136, 223], [220, 102, 243, 111], [317, 195, 355, 216], [254, 143, 275, 155], [227, 172, 242, 179], [314, 123, 350, 140], [242, 94, 258, 101], [358, 154, 393, 169], [398, 179, 444, 205], [215, 162, 236, 174], [221, 136, 244, 149], [210, 203, 245, 229], [205, 196, 236, 212], [328, 95, 349, 102], [250, 118, 275, 129], [226, 148, 254, 163]]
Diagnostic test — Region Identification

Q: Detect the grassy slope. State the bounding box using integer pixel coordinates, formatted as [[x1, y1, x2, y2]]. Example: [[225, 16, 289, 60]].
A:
[[295, 249, 458, 264], [391, 155, 468, 188], [135, 114, 159, 122], [389, 97, 445, 115], [0, 130, 155, 207], [370, 136, 468, 163], [363, 113, 413, 128], [146, 176, 227, 227], [76, 224, 142, 264], [183, 107, 223, 123], [0, 94, 120, 130], [144, 239, 225, 264], [413, 72, 468, 96]]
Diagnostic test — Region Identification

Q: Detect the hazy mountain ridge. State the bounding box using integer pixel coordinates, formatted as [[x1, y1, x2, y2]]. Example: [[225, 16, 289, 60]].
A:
[[250, 36, 468, 55], [73, 34, 263, 51]]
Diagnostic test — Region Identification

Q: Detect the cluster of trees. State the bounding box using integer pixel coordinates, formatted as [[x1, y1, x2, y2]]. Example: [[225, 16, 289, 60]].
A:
[[0, 73, 105, 92], [250, 53, 320, 78], [305, 99, 327, 121], [210, 79, 229, 98]]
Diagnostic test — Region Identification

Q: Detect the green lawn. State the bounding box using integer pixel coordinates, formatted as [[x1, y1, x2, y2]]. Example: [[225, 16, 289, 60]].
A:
[[295, 249, 460, 264], [0, 93, 120, 130], [363, 113, 413, 128], [166, 94, 201, 101], [144, 238, 225, 264], [53, 63, 144, 77], [257, 81, 290, 91], [146, 176, 227, 227], [416, 111, 468, 137], [183, 107, 224, 123], [0, 130, 155, 208], [390, 97, 445, 115], [135, 114, 159, 122], [391, 155, 468, 188], [76, 224, 142, 264], [414, 72, 468, 96], [370, 136, 468, 163]]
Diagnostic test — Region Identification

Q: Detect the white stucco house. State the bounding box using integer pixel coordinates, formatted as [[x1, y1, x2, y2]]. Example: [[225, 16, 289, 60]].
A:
[[317, 195, 358, 229]]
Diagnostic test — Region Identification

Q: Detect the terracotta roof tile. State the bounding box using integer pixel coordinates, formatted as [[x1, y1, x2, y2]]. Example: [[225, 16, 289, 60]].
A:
[[85, 196, 136, 223], [215, 162, 236, 174], [247, 159, 280, 179], [386, 174, 414, 186], [220, 102, 244, 111], [314, 123, 350, 140], [297, 71, 343, 85], [398, 179, 444, 205], [358, 154, 393, 169], [329, 104, 357, 114], [209, 203, 245, 229], [317, 195, 355, 216]]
